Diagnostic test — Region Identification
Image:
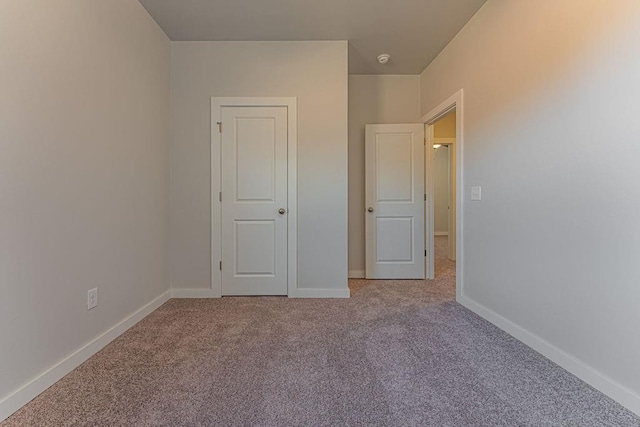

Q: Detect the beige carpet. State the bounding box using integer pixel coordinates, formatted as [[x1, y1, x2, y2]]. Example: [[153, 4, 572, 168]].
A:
[[3, 237, 639, 426]]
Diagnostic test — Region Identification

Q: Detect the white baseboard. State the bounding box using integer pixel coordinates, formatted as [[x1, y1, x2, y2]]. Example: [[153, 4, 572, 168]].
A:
[[434, 231, 449, 236], [458, 294, 640, 416], [1, 284, 353, 422], [289, 288, 351, 298], [170, 287, 351, 299], [0, 290, 172, 423], [171, 288, 220, 298], [9, 288, 637, 420], [348, 270, 365, 279]]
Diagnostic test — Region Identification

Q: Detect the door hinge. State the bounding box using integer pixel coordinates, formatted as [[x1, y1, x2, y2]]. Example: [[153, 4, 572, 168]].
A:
[[219, 192, 222, 202], [217, 122, 222, 133], [424, 194, 427, 201], [425, 250, 427, 256], [219, 261, 222, 271]]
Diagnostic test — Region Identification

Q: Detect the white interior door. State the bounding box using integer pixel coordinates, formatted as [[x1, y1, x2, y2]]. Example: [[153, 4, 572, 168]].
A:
[[221, 106, 288, 295], [365, 124, 425, 279]]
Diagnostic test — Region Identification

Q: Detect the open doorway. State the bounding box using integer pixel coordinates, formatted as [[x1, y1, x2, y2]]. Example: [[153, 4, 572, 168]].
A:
[[431, 110, 456, 280], [422, 89, 463, 300]]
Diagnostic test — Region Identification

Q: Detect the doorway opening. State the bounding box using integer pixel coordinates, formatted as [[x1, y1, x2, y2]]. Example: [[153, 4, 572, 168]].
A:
[[422, 89, 463, 300], [431, 110, 456, 280]]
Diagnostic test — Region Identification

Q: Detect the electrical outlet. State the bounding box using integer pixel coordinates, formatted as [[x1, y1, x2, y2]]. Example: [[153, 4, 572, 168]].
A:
[[87, 288, 98, 310]]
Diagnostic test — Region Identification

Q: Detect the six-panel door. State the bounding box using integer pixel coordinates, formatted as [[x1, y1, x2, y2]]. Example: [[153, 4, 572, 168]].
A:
[[221, 106, 288, 295]]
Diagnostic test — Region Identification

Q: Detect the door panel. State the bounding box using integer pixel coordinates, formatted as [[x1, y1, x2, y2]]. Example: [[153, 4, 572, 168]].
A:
[[376, 217, 414, 262], [234, 220, 276, 276], [376, 134, 414, 201], [235, 117, 276, 201], [221, 106, 288, 295], [366, 124, 425, 279]]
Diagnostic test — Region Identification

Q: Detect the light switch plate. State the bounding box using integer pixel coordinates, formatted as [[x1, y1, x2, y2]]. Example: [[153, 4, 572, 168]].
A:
[[471, 186, 482, 201], [87, 288, 98, 310]]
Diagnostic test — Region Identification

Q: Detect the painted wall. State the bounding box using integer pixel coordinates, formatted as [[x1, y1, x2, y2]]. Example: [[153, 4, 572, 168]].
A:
[[171, 42, 348, 292], [434, 111, 456, 138], [433, 146, 450, 234], [0, 0, 170, 410], [348, 75, 421, 276], [421, 0, 640, 413]]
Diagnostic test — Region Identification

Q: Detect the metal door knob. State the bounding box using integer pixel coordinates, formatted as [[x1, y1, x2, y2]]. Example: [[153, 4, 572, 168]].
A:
[[367, 207, 374, 213], [279, 208, 286, 214]]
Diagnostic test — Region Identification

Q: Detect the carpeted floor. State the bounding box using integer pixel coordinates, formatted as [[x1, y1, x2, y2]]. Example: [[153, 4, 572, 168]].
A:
[[3, 237, 639, 426]]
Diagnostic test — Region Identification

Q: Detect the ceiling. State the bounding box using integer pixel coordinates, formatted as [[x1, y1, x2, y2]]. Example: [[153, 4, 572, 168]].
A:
[[138, 0, 486, 75]]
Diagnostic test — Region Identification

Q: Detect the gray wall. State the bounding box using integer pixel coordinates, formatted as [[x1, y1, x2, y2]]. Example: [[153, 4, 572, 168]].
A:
[[421, 0, 640, 411], [348, 75, 421, 275], [171, 42, 349, 292], [0, 0, 171, 403]]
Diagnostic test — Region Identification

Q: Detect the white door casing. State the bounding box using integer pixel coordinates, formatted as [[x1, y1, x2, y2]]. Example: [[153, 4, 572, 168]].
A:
[[219, 105, 288, 296], [365, 124, 425, 279]]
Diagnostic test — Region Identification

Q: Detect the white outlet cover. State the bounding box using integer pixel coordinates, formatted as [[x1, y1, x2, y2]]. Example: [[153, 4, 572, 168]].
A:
[[87, 288, 98, 310], [471, 186, 482, 201]]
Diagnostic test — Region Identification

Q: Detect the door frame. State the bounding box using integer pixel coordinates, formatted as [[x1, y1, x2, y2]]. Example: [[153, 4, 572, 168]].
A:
[[420, 89, 463, 300], [211, 97, 298, 297]]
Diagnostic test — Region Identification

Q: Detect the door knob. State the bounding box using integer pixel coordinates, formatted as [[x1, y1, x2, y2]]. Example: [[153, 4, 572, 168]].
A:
[[279, 208, 286, 214], [367, 207, 374, 213]]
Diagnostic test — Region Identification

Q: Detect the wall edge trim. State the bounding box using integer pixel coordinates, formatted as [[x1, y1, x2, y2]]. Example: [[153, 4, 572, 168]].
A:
[[458, 294, 640, 416], [348, 270, 365, 278], [289, 288, 351, 298], [170, 288, 219, 298], [0, 290, 172, 422]]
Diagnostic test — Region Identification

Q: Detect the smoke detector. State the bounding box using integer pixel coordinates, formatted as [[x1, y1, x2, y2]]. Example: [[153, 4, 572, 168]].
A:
[[377, 54, 391, 64]]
